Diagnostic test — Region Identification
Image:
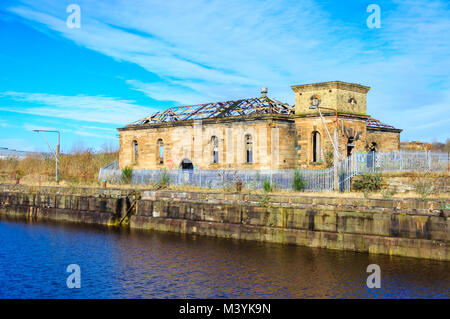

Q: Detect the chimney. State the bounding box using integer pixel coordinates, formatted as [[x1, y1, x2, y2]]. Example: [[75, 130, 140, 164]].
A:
[[261, 87, 268, 98]]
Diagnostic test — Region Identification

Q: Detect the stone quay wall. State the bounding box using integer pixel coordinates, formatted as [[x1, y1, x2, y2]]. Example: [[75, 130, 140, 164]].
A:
[[0, 184, 448, 261]]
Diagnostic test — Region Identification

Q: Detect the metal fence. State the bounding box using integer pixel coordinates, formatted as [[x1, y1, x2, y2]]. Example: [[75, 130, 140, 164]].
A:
[[99, 150, 449, 192], [342, 150, 448, 174], [337, 150, 449, 191], [99, 165, 334, 191]]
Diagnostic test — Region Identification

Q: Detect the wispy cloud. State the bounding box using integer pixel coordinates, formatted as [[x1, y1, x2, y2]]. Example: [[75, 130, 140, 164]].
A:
[[0, 91, 155, 125], [2, 0, 450, 141], [0, 119, 10, 127]]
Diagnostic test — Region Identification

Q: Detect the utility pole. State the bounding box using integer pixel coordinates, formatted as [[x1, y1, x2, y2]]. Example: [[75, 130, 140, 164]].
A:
[[33, 130, 60, 184]]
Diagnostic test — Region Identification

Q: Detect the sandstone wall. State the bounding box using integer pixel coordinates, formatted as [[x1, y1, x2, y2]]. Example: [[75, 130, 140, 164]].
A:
[[292, 81, 369, 116], [366, 129, 401, 151], [294, 115, 368, 168], [119, 117, 297, 170]]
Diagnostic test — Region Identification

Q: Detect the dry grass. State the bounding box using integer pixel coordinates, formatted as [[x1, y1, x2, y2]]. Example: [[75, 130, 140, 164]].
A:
[[0, 148, 118, 186]]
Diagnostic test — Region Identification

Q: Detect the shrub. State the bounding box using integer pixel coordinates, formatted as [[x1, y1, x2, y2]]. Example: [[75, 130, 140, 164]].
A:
[[292, 169, 306, 191], [410, 172, 435, 200], [352, 173, 383, 194], [120, 166, 133, 184], [156, 169, 170, 188], [263, 178, 273, 192]]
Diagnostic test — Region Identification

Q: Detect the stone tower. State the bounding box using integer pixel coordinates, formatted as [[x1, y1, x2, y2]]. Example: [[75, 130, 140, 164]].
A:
[[291, 81, 372, 168], [291, 81, 370, 116]]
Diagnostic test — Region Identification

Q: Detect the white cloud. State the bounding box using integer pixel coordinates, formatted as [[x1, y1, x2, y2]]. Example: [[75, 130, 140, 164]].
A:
[[2, 0, 450, 141], [0, 91, 156, 125]]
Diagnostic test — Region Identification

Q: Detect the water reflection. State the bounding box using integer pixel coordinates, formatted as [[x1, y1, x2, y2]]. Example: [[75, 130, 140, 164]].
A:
[[0, 219, 448, 298]]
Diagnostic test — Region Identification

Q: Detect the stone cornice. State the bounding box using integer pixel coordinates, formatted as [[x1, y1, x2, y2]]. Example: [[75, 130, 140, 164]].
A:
[[291, 81, 371, 93]]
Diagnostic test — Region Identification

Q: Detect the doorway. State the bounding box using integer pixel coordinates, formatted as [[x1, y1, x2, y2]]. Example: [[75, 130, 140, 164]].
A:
[[180, 158, 194, 170]]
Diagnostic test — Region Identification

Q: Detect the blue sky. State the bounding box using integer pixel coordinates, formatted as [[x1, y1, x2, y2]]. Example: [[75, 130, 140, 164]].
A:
[[0, 0, 449, 152]]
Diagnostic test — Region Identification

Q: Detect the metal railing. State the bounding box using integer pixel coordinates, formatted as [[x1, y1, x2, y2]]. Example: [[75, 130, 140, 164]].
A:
[[99, 165, 334, 191], [99, 150, 449, 192]]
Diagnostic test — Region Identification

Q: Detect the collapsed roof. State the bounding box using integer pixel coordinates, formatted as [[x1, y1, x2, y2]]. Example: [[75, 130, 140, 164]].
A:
[[126, 96, 295, 127], [125, 95, 399, 131], [366, 117, 397, 130]]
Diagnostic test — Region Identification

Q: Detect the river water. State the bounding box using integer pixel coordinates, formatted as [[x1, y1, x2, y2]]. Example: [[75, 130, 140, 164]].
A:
[[0, 219, 448, 299]]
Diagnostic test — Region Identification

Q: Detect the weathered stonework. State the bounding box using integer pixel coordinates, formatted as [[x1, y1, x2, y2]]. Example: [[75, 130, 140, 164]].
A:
[[119, 116, 297, 170], [291, 81, 370, 116], [0, 186, 448, 261], [366, 129, 401, 151]]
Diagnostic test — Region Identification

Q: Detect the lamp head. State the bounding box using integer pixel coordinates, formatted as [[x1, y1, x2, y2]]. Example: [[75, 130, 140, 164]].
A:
[[310, 97, 320, 109]]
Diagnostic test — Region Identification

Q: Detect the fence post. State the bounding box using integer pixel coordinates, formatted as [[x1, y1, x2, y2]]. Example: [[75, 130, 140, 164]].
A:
[[428, 150, 431, 170], [400, 150, 403, 171], [372, 151, 375, 173]]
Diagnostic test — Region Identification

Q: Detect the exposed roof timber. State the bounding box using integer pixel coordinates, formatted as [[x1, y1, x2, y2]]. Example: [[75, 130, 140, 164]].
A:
[[127, 96, 295, 126], [366, 117, 397, 129], [124, 96, 399, 131]]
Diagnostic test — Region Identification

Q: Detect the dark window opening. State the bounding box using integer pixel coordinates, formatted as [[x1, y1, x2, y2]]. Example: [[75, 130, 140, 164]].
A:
[[211, 136, 218, 164], [132, 140, 138, 164], [157, 139, 164, 164], [312, 131, 321, 162], [347, 137, 355, 157], [245, 134, 253, 163]]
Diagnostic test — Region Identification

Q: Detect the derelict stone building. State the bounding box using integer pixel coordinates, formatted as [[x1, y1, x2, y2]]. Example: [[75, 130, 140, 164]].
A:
[[118, 81, 401, 170]]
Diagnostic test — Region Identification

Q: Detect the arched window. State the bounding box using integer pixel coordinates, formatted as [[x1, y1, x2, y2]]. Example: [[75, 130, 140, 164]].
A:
[[157, 139, 164, 164], [211, 136, 218, 163], [245, 134, 253, 163], [132, 140, 138, 164], [312, 131, 321, 162]]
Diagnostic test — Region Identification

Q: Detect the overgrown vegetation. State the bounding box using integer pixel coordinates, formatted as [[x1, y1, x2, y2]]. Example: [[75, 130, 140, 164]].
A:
[[0, 143, 118, 185], [352, 173, 383, 197], [154, 169, 170, 189], [218, 170, 242, 192], [409, 172, 435, 200], [292, 169, 306, 191], [263, 178, 273, 192], [120, 166, 133, 184]]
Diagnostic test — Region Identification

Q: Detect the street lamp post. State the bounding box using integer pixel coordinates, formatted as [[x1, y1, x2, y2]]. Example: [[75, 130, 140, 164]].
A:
[[32, 130, 60, 184], [310, 99, 341, 191]]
